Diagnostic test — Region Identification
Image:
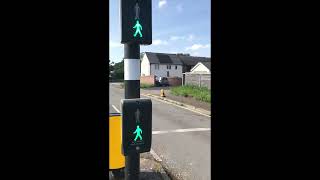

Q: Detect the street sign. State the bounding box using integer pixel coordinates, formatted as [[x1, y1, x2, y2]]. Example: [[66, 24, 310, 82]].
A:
[[121, 98, 152, 156], [120, 0, 152, 45]]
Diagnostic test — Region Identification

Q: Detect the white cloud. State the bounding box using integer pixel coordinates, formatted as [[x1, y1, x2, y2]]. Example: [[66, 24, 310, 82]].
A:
[[169, 50, 179, 54], [192, 51, 200, 56], [170, 34, 195, 41], [153, 39, 168, 46], [158, 0, 167, 8], [187, 34, 194, 41], [176, 4, 183, 13], [109, 41, 122, 48], [185, 43, 210, 51], [170, 36, 185, 41]]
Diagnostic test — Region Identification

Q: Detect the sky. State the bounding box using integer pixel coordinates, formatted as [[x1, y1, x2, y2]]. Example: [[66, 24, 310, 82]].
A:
[[109, 0, 211, 63]]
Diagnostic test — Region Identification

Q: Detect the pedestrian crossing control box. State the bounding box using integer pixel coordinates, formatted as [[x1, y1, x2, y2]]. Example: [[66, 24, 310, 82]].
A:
[[121, 98, 152, 156]]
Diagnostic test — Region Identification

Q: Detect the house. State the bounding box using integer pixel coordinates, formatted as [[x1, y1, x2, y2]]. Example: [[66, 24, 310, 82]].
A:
[[177, 54, 211, 73], [140, 52, 211, 78], [183, 61, 212, 89], [189, 62, 211, 74], [140, 52, 184, 78]]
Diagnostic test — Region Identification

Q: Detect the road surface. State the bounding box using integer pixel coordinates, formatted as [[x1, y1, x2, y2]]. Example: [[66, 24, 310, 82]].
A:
[[109, 83, 211, 180]]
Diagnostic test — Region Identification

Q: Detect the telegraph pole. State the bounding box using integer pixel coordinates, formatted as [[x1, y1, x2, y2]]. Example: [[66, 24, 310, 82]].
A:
[[124, 42, 140, 180]]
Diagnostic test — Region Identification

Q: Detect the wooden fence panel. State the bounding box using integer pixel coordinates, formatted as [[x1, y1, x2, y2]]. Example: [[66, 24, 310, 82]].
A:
[[184, 73, 211, 89]]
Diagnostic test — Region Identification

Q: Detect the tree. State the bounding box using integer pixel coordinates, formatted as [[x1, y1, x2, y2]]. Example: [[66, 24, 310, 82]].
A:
[[109, 59, 115, 80], [112, 60, 124, 80], [109, 59, 114, 72]]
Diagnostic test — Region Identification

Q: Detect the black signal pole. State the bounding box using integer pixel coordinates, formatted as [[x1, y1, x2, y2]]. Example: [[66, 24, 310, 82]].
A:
[[124, 42, 140, 180], [120, 0, 151, 178]]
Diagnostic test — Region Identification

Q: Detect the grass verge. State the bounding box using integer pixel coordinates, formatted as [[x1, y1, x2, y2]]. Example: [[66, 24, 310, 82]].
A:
[[140, 83, 154, 89], [170, 85, 211, 103]]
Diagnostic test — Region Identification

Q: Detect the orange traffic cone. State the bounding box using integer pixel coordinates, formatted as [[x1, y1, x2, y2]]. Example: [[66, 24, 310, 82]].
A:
[[160, 89, 166, 97]]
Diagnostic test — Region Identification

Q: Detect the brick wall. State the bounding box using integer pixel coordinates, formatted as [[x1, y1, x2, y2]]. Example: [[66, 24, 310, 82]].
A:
[[168, 77, 182, 86], [140, 75, 155, 85]]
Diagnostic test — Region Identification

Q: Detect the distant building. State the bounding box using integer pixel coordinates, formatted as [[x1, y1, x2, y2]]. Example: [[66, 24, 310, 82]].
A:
[[176, 53, 211, 73], [140, 52, 211, 78], [140, 52, 183, 78], [183, 62, 211, 89], [190, 62, 211, 74]]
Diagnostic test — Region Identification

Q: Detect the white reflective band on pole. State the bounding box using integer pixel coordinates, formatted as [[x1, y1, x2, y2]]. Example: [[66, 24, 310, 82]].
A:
[[124, 58, 140, 80]]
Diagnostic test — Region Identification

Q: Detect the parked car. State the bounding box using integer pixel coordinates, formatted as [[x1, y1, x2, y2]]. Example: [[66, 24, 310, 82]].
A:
[[155, 76, 160, 86], [158, 77, 169, 87]]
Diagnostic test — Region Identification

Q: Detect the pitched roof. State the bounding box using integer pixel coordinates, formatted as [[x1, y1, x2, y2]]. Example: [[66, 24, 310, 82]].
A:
[[201, 62, 211, 71], [190, 62, 211, 72], [177, 54, 211, 66], [143, 52, 183, 65], [142, 52, 210, 66]]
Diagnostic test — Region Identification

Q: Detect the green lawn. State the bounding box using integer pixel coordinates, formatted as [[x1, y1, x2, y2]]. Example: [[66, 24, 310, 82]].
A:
[[140, 83, 154, 89], [171, 85, 211, 103], [119, 83, 154, 89]]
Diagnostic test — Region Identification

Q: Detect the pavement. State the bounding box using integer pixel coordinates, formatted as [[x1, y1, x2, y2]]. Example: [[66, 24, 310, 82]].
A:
[[109, 153, 170, 180], [109, 83, 211, 180]]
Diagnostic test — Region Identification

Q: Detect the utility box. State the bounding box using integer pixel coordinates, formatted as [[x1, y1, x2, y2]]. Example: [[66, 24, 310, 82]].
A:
[[109, 113, 125, 170], [121, 98, 152, 156]]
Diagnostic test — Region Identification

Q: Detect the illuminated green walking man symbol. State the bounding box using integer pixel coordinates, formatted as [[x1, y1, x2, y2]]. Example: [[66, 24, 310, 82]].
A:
[[133, 125, 143, 141], [133, 20, 143, 38]]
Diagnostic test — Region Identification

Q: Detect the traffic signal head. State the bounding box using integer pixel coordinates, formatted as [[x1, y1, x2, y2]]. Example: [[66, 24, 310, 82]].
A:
[[121, 98, 152, 155], [120, 0, 152, 45]]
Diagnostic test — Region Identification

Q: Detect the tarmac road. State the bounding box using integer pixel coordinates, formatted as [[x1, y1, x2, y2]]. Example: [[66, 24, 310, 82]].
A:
[[109, 83, 211, 180]]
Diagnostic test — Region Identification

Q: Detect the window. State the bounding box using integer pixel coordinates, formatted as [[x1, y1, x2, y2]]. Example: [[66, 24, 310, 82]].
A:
[[155, 64, 159, 70], [167, 65, 171, 69], [175, 65, 177, 69], [167, 71, 169, 77]]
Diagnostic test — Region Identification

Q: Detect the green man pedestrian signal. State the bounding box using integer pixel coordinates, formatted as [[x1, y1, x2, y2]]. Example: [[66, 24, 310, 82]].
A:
[[133, 125, 143, 141], [120, 0, 152, 45], [121, 98, 152, 156], [133, 20, 143, 38]]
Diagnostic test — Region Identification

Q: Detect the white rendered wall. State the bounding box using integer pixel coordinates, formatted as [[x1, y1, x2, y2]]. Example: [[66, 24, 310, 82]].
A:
[[140, 55, 150, 76], [151, 64, 183, 77], [191, 63, 210, 74]]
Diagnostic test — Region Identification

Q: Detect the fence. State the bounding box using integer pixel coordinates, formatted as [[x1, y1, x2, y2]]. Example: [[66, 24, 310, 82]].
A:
[[167, 77, 182, 86], [183, 73, 211, 89]]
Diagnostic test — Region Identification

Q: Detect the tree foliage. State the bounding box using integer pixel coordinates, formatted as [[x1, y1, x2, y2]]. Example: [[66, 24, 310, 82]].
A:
[[110, 59, 124, 80], [109, 59, 114, 72]]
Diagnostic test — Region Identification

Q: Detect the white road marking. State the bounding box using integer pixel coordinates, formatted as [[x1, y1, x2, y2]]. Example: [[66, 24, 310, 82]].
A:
[[141, 94, 211, 118], [112, 105, 120, 113], [152, 128, 210, 135], [150, 148, 162, 162]]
